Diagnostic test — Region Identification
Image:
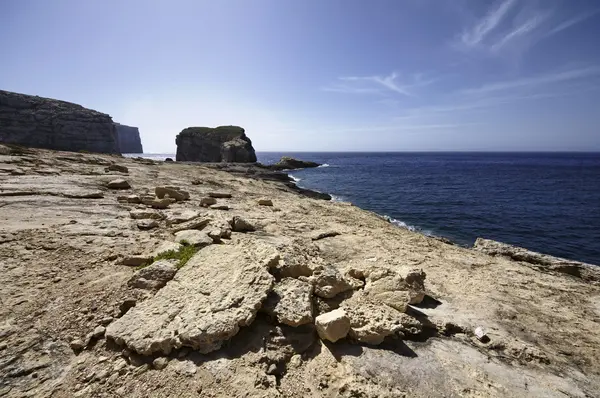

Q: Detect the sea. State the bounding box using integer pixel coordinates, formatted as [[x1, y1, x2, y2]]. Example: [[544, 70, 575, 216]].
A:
[[126, 152, 600, 265]]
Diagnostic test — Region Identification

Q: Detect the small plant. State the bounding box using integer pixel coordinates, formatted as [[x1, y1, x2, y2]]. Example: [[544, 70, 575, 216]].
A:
[[142, 240, 199, 270]]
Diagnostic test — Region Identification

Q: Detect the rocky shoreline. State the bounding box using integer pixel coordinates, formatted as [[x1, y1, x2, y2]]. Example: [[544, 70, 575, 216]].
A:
[[1, 145, 600, 397]]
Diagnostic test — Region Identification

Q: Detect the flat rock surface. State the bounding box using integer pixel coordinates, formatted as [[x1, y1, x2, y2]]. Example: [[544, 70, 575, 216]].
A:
[[106, 238, 276, 355]]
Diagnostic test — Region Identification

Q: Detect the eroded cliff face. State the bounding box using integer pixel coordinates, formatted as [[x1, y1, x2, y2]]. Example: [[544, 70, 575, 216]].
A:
[[175, 125, 257, 162], [115, 124, 143, 153], [0, 90, 119, 154]]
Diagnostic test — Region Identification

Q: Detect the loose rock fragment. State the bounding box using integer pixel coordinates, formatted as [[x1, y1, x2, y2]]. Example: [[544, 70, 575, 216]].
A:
[[171, 217, 211, 233], [311, 230, 341, 241], [200, 197, 217, 207], [363, 267, 427, 309], [153, 357, 169, 370], [121, 255, 152, 267], [105, 164, 129, 173], [130, 209, 163, 220], [155, 186, 189, 202], [137, 220, 159, 230], [231, 216, 256, 232], [311, 264, 353, 299], [106, 240, 277, 355], [70, 339, 85, 351], [258, 199, 273, 206], [210, 204, 229, 211], [174, 230, 213, 248], [107, 179, 131, 189], [315, 309, 350, 342], [208, 192, 232, 198], [128, 260, 177, 290], [263, 278, 314, 327], [150, 198, 171, 209]]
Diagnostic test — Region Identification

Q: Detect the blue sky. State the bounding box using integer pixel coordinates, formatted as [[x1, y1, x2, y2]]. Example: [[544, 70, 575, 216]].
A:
[[1, 0, 599, 152]]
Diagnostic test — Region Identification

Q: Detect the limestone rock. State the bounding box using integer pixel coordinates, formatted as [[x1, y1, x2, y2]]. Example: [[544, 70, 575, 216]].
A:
[[269, 157, 321, 171], [361, 267, 426, 310], [150, 241, 183, 257], [165, 210, 200, 225], [128, 260, 177, 290], [174, 230, 213, 248], [175, 126, 257, 163], [114, 124, 143, 153], [231, 216, 256, 232], [311, 264, 353, 299], [137, 219, 158, 230], [171, 217, 211, 233], [200, 197, 217, 207], [152, 357, 169, 370], [107, 179, 131, 189], [311, 230, 341, 241], [0, 90, 119, 153], [263, 278, 313, 327], [315, 309, 350, 342], [106, 240, 277, 355], [130, 209, 163, 220], [208, 192, 232, 198], [258, 199, 273, 206], [121, 255, 152, 267], [105, 164, 128, 173], [155, 186, 189, 202], [210, 204, 229, 211]]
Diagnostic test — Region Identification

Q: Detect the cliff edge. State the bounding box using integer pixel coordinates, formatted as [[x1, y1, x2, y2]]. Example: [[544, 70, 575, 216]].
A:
[[0, 90, 119, 154], [114, 124, 143, 153], [175, 125, 257, 163]]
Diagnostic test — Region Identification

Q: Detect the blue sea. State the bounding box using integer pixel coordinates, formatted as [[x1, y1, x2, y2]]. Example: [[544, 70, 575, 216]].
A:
[[128, 152, 600, 265]]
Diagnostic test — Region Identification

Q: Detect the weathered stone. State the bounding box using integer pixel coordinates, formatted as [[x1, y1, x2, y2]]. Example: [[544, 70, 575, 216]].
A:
[[210, 204, 229, 210], [92, 326, 106, 339], [268, 156, 321, 171], [150, 198, 171, 209], [174, 230, 213, 248], [150, 241, 183, 257], [311, 230, 341, 241], [119, 299, 137, 317], [165, 210, 200, 225], [130, 209, 163, 220], [106, 240, 277, 355], [128, 260, 177, 290], [114, 124, 143, 153], [210, 192, 233, 199], [0, 90, 119, 153], [263, 278, 313, 327], [70, 339, 85, 351], [107, 179, 131, 189], [207, 228, 223, 243], [152, 357, 169, 370], [105, 164, 129, 173], [126, 194, 141, 204], [155, 186, 188, 202], [257, 198, 273, 206], [362, 267, 426, 309], [175, 126, 257, 163], [137, 219, 158, 230], [311, 264, 353, 299], [315, 309, 350, 342], [63, 190, 104, 199], [231, 216, 256, 232], [171, 218, 211, 233], [121, 255, 152, 267], [200, 197, 217, 207]]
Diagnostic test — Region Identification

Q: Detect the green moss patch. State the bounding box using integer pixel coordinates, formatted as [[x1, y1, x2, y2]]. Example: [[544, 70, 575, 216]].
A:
[[137, 240, 199, 270]]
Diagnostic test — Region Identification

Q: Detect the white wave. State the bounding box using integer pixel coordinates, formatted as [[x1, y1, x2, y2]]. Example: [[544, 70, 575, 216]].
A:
[[318, 163, 330, 168], [330, 195, 345, 202], [381, 215, 418, 232], [289, 174, 301, 182]]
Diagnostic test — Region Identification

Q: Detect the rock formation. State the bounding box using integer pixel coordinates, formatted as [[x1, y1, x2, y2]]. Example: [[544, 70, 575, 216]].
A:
[[0, 90, 119, 153], [114, 124, 143, 153], [175, 125, 257, 163], [268, 156, 321, 170]]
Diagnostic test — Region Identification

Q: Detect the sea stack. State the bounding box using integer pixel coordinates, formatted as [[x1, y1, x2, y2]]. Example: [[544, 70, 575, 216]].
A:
[[0, 90, 119, 154], [175, 125, 257, 162], [114, 123, 143, 153]]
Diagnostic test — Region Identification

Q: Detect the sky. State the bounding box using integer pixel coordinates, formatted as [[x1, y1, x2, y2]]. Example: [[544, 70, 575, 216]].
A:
[[1, 0, 599, 152]]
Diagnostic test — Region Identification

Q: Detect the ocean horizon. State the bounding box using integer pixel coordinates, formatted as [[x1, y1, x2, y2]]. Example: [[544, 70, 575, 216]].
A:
[[125, 151, 600, 265]]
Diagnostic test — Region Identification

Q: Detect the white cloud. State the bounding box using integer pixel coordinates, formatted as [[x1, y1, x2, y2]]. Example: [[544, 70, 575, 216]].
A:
[[460, 0, 517, 47], [490, 12, 550, 52], [324, 72, 437, 97], [544, 9, 600, 38]]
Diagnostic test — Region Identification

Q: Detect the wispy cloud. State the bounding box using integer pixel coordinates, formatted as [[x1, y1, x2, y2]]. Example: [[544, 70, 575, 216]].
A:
[[461, 67, 600, 95], [460, 0, 517, 47], [490, 12, 550, 52], [324, 72, 437, 97], [544, 9, 600, 38]]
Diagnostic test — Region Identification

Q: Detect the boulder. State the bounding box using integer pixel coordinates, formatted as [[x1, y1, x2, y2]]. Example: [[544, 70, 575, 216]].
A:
[[315, 309, 350, 342], [155, 186, 189, 202], [263, 278, 313, 327], [269, 156, 321, 170], [106, 240, 278, 355], [174, 230, 213, 248], [200, 197, 217, 207], [0, 90, 119, 154], [311, 264, 353, 299], [361, 267, 426, 309], [175, 126, 257, 163], [107, 179, 131, 189], [114, 124, 143, 153], [128, 260, 178, 290], [231, 216, 256, 232]]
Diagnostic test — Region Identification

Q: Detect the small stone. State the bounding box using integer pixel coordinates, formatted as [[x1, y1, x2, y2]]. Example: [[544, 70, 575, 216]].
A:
[[107, 179, 131, 189], [105, 164, 129, 173], [258, 199, 273, 206], [200, 197, 217, 207], [208, 192, 232, 198], [150, 198, 171, 209], [155, 186, 188, 202], [209, 204, 229, 210], [121, 255, 152, 267], [165, 158, 174, 162], [315, 309, 350, 342], [191, 179, 202, 185], [152, 357, 169, 370], [289, 354, 302, 368], [311, 265, 353, 299], [100, 317, 114, 326], [128, 260, 177, 290], [97, 356, 109, 363], [70, 339, 85, 351], [137, 219, 159, 230], [207, 228, 223, 243], [231, 216, 256, 232], [311, 230, 341, 241], [126, 194, 141, 204], [130, 209, 163, 220], [266, 363, 278, 375], [474, 326, 488, 342], [174, 230, 213, 248], [173, 359, 197, 376], [95, 369, 110, 380], [92, 326, 106, 339]]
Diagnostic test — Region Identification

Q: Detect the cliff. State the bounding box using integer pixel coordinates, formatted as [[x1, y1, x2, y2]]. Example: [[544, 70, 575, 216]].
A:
[[1, 145, 599, 397], [114, 124, 143, 153], [175, 125, 257, 162], [0, 90, 119, 154]]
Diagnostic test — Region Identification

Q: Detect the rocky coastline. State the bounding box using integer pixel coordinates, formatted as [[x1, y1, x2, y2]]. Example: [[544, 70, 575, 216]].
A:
[[1, 144, 599, 397]]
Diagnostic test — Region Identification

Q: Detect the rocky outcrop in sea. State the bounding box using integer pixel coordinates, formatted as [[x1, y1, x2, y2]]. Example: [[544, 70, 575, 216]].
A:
[[114, 124, 143, 153], [0, 90, 119, 154], [175, 125, 257, 162]]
